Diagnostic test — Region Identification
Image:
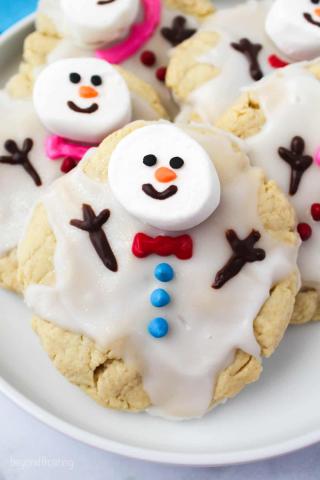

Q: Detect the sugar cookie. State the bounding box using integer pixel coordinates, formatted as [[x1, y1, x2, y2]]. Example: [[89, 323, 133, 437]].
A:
[[18, 121, 299, 418]]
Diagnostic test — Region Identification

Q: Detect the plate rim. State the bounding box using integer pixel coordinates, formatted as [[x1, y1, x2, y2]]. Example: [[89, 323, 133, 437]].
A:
[[1, 13, 320, 468], [1, 374, 320, 466], [0, 13, 35, 43]]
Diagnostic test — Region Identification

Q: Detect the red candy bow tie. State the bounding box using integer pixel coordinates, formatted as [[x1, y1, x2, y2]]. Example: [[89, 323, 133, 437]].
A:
[[132, 233, 193, 260]]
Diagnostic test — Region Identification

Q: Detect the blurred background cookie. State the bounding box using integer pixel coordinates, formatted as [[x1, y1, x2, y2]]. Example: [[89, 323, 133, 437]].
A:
[[167, 0, 320, 122], [217, 61, 320, 325], [7, 0, 214, 116]]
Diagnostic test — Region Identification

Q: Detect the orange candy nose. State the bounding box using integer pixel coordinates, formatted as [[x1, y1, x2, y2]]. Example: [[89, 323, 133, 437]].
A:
[[315, 7, 320, 16], [155, 167, 177, 183], [79, 86, 98, 98]]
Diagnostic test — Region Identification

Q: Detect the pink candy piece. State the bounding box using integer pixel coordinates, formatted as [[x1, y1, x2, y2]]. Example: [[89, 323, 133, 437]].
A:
[[315, 148, 320, 166], [96, 0, 161, 64], [46, 135, 92, 162]]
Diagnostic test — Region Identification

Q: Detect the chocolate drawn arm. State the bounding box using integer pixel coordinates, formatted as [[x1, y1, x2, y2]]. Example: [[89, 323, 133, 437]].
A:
[[231, 38, 263, 81], [212, 229, 266, 289], [278, 136, 312, 196], [70, 204, 118, 272], [0, 138, 42, 186]]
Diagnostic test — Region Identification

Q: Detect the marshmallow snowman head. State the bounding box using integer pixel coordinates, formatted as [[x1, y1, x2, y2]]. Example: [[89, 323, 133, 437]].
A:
[[60, 0, 140, 48], [33, 58, 132, 144], [108, 124, 221, 231], [266, 0, 320, 61]]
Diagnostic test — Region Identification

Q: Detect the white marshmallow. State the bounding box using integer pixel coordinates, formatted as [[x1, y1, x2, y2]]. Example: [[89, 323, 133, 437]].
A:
[[266, 0, 320, 61], [60, 0, 140, 48], [33, 58, 132, 144], [108, 123, 221, 231]]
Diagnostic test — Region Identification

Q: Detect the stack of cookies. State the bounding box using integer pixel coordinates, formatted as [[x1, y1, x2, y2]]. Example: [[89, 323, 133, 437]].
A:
[[0, 0, 318, 420]]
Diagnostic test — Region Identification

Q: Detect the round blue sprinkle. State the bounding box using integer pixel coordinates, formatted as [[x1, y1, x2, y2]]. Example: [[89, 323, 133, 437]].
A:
[[154, 263, 174, 282], [150, 288, 171, 308], [148, 317, 169, 338]]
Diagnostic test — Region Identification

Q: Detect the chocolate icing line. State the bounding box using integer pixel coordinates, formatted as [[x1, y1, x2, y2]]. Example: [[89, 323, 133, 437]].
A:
[[303, 12, 320, 27], [67, 101, 99, 114], [278, 136, 313, 196], [0, 138, 42, 186], [142, 183, 178, 200], [212, 229, 266, 289], [161, 16, 196, 47], [70, 204, 118, 272], [231, 38, 263, 81]]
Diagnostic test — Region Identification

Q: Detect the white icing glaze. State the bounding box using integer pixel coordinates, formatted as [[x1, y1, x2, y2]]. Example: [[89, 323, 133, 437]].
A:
[[108, 124, 221, 230], [266, 0, 320, 61], [239, 63, 320, 289], [0, 91, 62, 256], [33, 58, 132, 144], [60, 0, 140, 49], [38, 0, 200, 117], [23, 124, 298, 418], [177, 0, 289, 123]]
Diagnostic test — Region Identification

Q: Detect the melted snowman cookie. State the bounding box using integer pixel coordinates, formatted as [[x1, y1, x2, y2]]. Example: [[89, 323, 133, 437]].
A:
[[18, 121, 299, 419], [7, 0, 213, 116], [217, 61, 320, 325], [167, 0, 320, 124], [0, 58, 168, 292]]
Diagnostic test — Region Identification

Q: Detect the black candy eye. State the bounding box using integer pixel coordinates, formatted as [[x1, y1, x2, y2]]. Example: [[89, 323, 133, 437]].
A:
[[91, 75, 102, 86], [143, 154, 157, 167], [69, 72, 81, 84], [311, 0, 319, 4], [169, 156, 184, 169]]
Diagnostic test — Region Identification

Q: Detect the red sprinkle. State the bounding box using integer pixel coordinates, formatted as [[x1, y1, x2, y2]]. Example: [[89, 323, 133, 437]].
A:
[[156, 66, 167, 82], [311, 203, 320, 221], [140, 50, 156, 67], [297, 223, 312, 241], [61, 157, 77, 174], [268, 54, 289, 69]]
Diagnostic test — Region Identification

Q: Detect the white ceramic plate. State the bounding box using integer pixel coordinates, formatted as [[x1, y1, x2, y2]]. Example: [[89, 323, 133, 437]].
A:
[[1, 6, 320, 467]]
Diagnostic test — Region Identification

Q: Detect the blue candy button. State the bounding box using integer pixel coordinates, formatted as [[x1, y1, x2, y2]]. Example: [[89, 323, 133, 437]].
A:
[[154, 263, 174, 282], [150, 288, 171, 307], [148, 317, 169, 338]]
